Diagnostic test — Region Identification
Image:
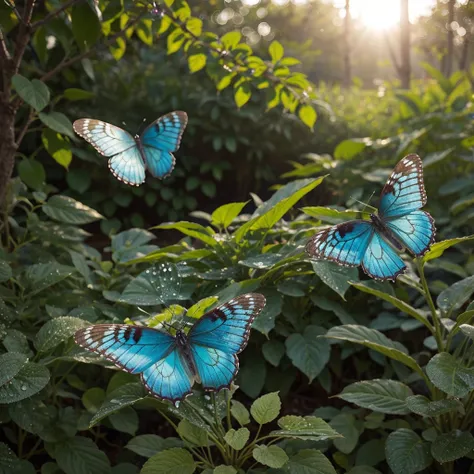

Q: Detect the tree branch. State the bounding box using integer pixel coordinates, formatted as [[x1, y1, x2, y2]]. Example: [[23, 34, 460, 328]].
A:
[[12, 0, 36, 75], [0, 29, 12, 63], [31, 0, 85, 30]]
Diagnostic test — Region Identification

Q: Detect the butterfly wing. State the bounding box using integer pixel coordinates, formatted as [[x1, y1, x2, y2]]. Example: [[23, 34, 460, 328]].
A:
[[361, 230, 406, 281], [140, 111, 188, 179], [306, 220, 374, 266], [141, 347, 193, 403], [379, 154, 427, 219], [73, 119, 145, 186], [188, 293, 266, 391], [385, 210, 436, 257], [74, 324, 175, 374]]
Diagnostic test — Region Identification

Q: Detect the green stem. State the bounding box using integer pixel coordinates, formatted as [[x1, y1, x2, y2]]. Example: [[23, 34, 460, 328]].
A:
[[416, 258, 443, 351]]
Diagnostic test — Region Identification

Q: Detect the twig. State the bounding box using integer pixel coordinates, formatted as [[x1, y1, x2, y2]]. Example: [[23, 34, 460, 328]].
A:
[[15, 109, 36, 146], [0, 30, 11, 63], [31, 0, 84, 30], [12, 0, 36, 75]]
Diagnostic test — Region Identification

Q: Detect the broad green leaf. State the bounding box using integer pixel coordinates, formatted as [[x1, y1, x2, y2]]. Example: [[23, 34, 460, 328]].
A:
[[431, 430, 474, 463], [423, 235, 474, 262], [25, 262, 74, 295], [8, 398, 49, 434], [211, 201, 248, 229], [35, 316, 88, 352], [111, 228, 157, 264], [452, 311, 474, 336], [82, 388, 106, 414], [298, 104, 317, 129], [423, 148, 454, 168], [326, 325, 422, 376], [283, 449, 336, 474], [188, 54, 206, 73], [262, 340, 285, 366], [406, 395, 464, 417], [39, 112, 75, 138], [0, 361, 50, 404], [71, 3, 102, 50], [269, 41, 284, 62], [0, 443, 34, 474], [221, 31, 241, 49], [12, 74, 50, 111], [230, 400, 250, 426], [253, 445, 288, 468], [126, 435, 182, 458], [67, 169, 91, 193], [0, 352, 28, 386], [451, 194, 474, 215], [351, 282, 431, 330], [141, 448, 196, 474], [385, 429, 432, 474], [177, 420, 210, 447], [250, 392, 281, 424], [0, 261, 12, 283], [234, 84, 251, 108], [43, 195, 103, 224], [153, 222, 216, 248], [224, 428, 249, 450], [42, 129, 72, 168], [110, 407, 139, 435], [336, 379, 413, 415], [187, 297, 219, 319], [286, 325, 329, 383], [460, 322, 474, 340], [64, 88, 95, 101], [213, 467, 236, 474], [252, 289, 281, 336], [311, 261, 358, 299], [18, 158, 46, 189], [90, 383, 147, 426], [136, 19, 153, 45], [436, 275, 474, 313], [239, 253, 282, 270], [334, 138, 368, 160], [271, 415, 340, 441], [2, 329, 31, 355], [53, 436, 110, 474], [330, 414, 359, 454], [426, 352, 474, 397], [302, 206, 365, 224]]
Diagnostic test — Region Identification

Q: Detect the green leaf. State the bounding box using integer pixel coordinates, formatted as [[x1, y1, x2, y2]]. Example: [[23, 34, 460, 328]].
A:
[[141, 448, 196, 474], [347, 468, 381, 474], [0, 442, 35, 474], [8, 398, 49, 434], [0, 352, 28, 386], [436, 276, 474, 313], [269, 40, 284, 62], [230, 400, 250, 426], [64, 88, 95, 101], [426, 352, 474, 397], [252, 289, 281, 336], [90, 383, 147, 426], [351, 282, 431, 331], [71, 3, 101, 50], [39, 112, 74, 138], [0, 261, 12, 283], [109, 407, 139, 435], [311, 261, 358, 299], [18, 158, 45, 189], [2, 329, 31, 355], [82, 388, 106, 414], [302, 206, 365, 224], [42, 129, 72, 169], [262, 340, 285, 366], [43, 195, 103, 224], [53, 436, 110, 474], [298, 104, 317, 129], [336, 379, 413, 415], [271, 416, 341, 441], [325, 325, 423, 376], [0, 361, 50, 404], [250, 392, 281, 424], [423, 235, 474, 262], [111, 228, 157, 264], [12, 74, 50, 111], [126, 435, 182, 458], [25, 262, 74, 296], [35, 316, 88, 352], [431, 430, 474, 463], [334, 139, 368, 160], [286, 326, 329, 383], [153, 221, 216, 248], [177, 420, 210, 447], [136, 19, 153, 45], [330, 414, 359, 454], [187, 297, 219, 319], [211, 201, 248, 229], [224, 428, 249, 451], [188, 54, 206, 73], [385, 429, 432, 474], [213, 467, 236, 474], [283, 449, 336, 474], [234, 84, 251, 108], [221, 31, 241, 49], [253, 445, 288, 468], [406, 395, 464, 417]]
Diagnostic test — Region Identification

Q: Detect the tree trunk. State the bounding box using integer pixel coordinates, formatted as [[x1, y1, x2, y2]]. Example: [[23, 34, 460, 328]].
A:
[[343, 0, 352, 88], [446, 0, 456, 76], [400, 0, 411, 89], [459, 36, 470, 70], [0, 99, 17, 206]]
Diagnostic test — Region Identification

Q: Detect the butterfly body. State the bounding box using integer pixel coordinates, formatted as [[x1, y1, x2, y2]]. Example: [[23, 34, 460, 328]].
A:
[[75, 293, 266, 403], [306, 155, 436, 281], [73, 111, 188, 186]]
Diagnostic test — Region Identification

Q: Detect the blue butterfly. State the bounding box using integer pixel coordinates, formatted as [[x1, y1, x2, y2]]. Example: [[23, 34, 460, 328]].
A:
[[306, 154, 436, 281], [73, 111, 188, 186], [74, 293, 266, 403]]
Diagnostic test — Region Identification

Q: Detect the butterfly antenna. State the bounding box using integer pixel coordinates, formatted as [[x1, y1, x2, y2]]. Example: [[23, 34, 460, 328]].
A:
[[349, 196, 378, 213], [136, 118, 147, 137]]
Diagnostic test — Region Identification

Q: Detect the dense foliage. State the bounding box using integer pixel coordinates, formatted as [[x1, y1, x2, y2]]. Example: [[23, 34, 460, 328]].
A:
[[1, 1, 474, 474]]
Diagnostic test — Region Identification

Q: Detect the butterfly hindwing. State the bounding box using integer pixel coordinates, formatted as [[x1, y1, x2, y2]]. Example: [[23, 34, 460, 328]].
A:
[[385, 210, 436, 256], [74, 324, 175, 374], [108, 147, 146, 186], [305, 220, 374, 267], [379, 154, 427, 219]]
